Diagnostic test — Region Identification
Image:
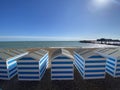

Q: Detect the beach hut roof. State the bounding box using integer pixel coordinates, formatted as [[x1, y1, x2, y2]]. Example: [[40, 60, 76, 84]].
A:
[[51, 48, 74, 59], [19, 49, 48, 61], [75, 48, 97, 55], [96, 48, 120, 59], [0, 52, 18, 61], [0, 49, 29, 61], [75, 48, 105, 60]]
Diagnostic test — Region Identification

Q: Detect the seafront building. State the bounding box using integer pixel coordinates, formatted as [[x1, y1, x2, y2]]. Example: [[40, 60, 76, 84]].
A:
[[74, 48, 106, 79], [96, 48, 120, 77], [51, 49, 74, 80], [17, 49, 48, 81], [0, 49, 28, 80]]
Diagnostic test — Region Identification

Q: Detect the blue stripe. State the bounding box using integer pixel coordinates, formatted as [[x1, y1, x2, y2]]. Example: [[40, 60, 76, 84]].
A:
[[18, 67, 39, 70], [9, 70, 17, 78], [40, 58, 48, 65], [0, 66, 6, 69], [106, 65, 114, 70], [88, 55, 104, 58], [106, 68, 114, 75], [40, 65, 46, 73], [85, 70, 105, 72], [39, 55, 48, 63], [74, 54, 84, 62], [52, 62, 73, 64], [19, 76, 39, 79], [74, 64, 84, 76], [0, 71, 7, 74], [0, 75, 8, 78], [116, 68, 120, 71], [54, 56, 71, 59], [9, 66, 17, 73], [116, 73, 120, 76], [0, 62, 6, 64], [40, 67, 46, 79], [85, 65, 105, 68], [52, 66, 73, 69], [52, 71, 73, 74], [118, 60, 120, 62], [8, 59, 15, 64], [8, 62, 17, 70], [108, 58, 115, 62], [40, 60, 47, 67], [75, 59, 84, 70], [85, 74, 104, 77], [106, 61, 115, 66], [18, 72, 39, 74], [75, 56, 84, 67], [74, 60, 84, 71], [40, 63, 47, 70], [19, 57, 35, 60], [17, 62, 38, 65], [86, 60, 105, 63], [52, 76, 73, 78], [117, 64, 120, 67]]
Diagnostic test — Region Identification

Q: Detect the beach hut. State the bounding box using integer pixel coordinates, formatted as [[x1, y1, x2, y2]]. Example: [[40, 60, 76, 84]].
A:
[[51, 48, 74, 80], [74, 48, 106, 79], [17, 49, 48, 81], [0, 49, 28, 80], [96, 48, 120, 77]]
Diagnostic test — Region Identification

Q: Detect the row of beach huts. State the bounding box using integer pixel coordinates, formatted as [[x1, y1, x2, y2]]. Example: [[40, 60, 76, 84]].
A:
[[0, 47, 120, 81]]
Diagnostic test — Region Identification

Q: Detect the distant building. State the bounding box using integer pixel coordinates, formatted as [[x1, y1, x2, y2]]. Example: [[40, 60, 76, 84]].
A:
[[51, 49, 74, 80], [17, 49, 48, 81]]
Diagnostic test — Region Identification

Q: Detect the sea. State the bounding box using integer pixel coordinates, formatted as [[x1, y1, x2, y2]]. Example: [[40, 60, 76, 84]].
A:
[[0, 41, 117, 48]]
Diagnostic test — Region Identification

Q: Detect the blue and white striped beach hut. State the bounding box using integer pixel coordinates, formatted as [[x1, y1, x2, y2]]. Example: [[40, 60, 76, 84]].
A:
[[0, 49, 28, 80], [96, 48, 120, 77], [17, 49, 48, 81], [74, 48, 106, 79], [51, 49, 74, 80]]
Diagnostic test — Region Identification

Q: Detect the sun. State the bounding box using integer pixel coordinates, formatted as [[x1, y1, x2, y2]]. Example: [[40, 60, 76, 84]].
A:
[[92, 0, 110, 7]]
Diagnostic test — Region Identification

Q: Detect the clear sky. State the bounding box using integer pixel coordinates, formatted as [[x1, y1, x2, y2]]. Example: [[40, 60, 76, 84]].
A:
[[0, 0, 120, 41]]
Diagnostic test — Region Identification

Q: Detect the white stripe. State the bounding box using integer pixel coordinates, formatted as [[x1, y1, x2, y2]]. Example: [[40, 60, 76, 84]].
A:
[[51, 69, 73, 71], [18, 79, 40, 81], [51, 78, 73, 80], [85, 72, 105, 75], [18, 69, 39, 72], [17, 65, 39, 67], [18, 74, 39, 76], [52, 60, 73, 62], [7, 61, 16, 67], [0, 65, 7, 67], [106, 63, 115, 68], [85, 68, 105, 70], [51, 74, 73, 76], [0, 73, 8, 76], [52, 64, 73, 67], [85, 63, 105, 66], [84, 76, 105, 79], [0, 69, 8, 71], [17, 61, 37, 62]]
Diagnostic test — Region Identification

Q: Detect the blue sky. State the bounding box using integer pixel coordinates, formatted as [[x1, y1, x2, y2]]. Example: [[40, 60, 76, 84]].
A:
[[0, 0, 120, 41]]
